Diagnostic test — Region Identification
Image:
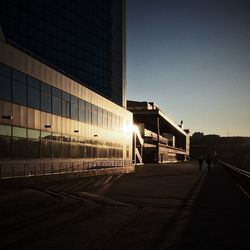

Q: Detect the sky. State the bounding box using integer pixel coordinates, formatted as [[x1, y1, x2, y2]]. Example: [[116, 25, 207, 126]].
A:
[[126, 0, 250, 136]]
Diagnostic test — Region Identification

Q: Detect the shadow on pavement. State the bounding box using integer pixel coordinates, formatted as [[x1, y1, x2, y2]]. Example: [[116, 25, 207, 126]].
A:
[[176, 166, 250, 250]]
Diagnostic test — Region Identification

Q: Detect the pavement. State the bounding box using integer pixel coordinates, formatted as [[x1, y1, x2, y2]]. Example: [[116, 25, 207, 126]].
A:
[[0, 161, 249, 250]]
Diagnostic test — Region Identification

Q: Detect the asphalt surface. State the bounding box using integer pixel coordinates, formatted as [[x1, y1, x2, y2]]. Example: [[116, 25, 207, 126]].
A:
[[0, 161, 249, 250]]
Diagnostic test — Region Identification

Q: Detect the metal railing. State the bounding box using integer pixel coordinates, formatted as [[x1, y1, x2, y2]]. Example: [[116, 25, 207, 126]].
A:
[[219, 160, 250, 194], [0, 159, 132, 179]]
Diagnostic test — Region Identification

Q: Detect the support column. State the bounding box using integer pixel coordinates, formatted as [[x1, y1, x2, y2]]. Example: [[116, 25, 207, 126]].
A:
[[157, 117, 160, 163]]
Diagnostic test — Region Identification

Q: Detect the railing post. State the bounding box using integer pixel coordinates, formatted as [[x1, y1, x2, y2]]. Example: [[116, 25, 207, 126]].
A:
[[43, 163, 45, 175], [12, 163, 15, 178]]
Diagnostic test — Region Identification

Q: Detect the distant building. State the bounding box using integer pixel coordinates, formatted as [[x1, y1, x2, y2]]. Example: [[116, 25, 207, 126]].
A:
[[127, 101, 190, 163], [0, 0, 133, 180]]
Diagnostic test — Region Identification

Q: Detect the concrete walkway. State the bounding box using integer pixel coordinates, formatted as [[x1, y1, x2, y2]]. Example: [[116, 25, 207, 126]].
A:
[[0, 162, 249, 249]]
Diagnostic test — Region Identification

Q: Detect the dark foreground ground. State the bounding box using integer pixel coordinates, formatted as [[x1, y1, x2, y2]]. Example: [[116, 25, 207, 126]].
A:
[[0, 161, 249, 250]]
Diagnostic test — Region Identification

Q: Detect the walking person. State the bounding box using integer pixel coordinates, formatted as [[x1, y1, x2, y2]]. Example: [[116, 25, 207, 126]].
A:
[[198, 155, 204, 172], [206, 155, 212, 171]]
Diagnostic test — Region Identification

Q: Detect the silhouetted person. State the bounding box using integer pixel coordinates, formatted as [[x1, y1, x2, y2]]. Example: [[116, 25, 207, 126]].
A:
[[198, 155, 204, 172], [206, 155, 212, 171]]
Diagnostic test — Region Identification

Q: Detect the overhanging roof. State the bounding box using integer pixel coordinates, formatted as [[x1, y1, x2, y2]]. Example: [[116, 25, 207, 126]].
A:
[[131, 109, 187, 137]]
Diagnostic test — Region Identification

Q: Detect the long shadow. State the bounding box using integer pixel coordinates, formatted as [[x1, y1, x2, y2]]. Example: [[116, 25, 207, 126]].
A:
[[176, 166, 250, 250], [150, 169, 207, 250]]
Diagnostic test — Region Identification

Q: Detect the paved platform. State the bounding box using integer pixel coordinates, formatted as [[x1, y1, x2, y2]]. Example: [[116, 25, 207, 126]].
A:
[[0, 161, 249, 250]]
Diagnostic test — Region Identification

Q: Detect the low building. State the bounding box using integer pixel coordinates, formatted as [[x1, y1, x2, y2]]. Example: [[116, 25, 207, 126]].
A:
[[127, 101, 190, 163]]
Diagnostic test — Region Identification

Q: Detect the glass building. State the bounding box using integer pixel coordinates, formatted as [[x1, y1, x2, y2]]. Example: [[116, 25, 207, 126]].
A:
[[0, 0, 133, 179]]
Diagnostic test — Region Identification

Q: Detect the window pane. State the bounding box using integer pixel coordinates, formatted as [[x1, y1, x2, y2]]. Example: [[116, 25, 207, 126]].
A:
[[86, 146, 92, 158], [27, 76, 40, 89], [62, 92, 70, 118], [41, 131, 52, 140], [52, 141, 62, 158], [41, 140, 52, 158], [41, 82, 51, 94], [0, 63, 11, 78], [27, 139, 40, 158], [79, 144, 86, 158], [28, 86, 40, 109], [28, 129, 40, 139], [12, 137, 26, 158], [52, 133, 62, 141], [103, 110, 108, 129], [62, 142, 70, 158], [41, 83, 51, 113], [13, 127, 27, 138], [12, 69, 26, 83], [0, 136, 11, 158], [79, 99, 86, 123], [52, 88, 61, 116], [0, 75, 11, 101], [13, 81, 27, 106], [86, 102, 92, 124], [71, 143, 79, 158], [0, 125, 11, 136], [52, 87, 61, 97], [98, 107, 103, 127], [62, 135, 70, 142], [92, 105, 98, 126], [71, 96, 79, 120], [41, 92, 51, 113]]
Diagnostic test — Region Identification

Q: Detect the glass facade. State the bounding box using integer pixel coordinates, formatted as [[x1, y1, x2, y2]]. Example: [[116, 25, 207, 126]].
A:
[[0, 63, 124, 130], [0, 0, 125, 106], [0, 125, 124, 160], [0, 63, 128, 161]]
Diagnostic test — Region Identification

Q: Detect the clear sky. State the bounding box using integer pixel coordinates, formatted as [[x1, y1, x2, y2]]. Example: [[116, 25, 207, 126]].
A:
[[126, 0, 250, 136]]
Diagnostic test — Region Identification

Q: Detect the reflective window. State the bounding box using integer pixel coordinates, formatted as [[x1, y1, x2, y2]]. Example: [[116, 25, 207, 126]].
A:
[[0, 125, 11, 136], [41, 140, 52, 158], [28, 129, 40, 139], [12, 127, 27, 159], [71, 143, 79, 158], [12, 80, 27, 106], [78, 144, 86, 158], [62, 140, 70, 158], [86, 146, 92, 158], [27, 136, 40, 159], [107, 111, 112, 130], [52, 132, 62, 158], [0, 63, 11, 78], [92, 105, 98, 126], [62, 135, 70, 142], [98, 107, 103, 127], [52, 87, 61, 116], [103, 110, 108, 129], [41, 131, 52, 140], [12, 69, 26, 83], [0, 75, 11, 101], [13, 127, 27, 138], [0, 124, 11, 158], [52, 133, 62, 141], [71, 96, 79, 121], [79, 99, 86, 123], [28, 86, 40, 109], [86, 102, 92, 124], [0, 136, 11, 158], [12, 137, 27, 159], [40, 131, 52, 158], [62, 91, 70, 118], [41, 82, 51, 113]]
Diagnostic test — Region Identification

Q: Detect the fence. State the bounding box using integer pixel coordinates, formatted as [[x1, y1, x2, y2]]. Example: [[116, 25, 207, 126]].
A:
[[219, 160, 250, 194], [0, 159, 132, 179]]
